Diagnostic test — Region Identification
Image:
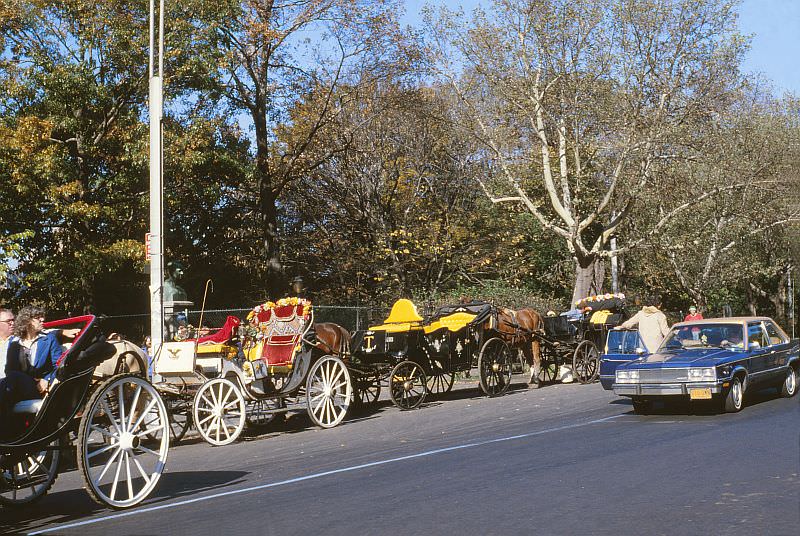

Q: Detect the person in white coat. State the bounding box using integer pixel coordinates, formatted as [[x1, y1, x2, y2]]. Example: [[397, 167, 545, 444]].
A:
[[620, 296, 671, 353]]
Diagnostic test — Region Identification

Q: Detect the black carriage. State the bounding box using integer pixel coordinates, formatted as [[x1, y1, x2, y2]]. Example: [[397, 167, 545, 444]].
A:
[[536, 297, 627, 384], [348, 299, 518, 410], [1, 315, 171, 509]]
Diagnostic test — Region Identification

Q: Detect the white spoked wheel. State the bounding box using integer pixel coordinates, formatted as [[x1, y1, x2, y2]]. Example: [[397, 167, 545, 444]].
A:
[[77, 374, 170, 509], [193, 378, 246, 446], [0, 438, 61, 506], [306, 355, 352, 429]]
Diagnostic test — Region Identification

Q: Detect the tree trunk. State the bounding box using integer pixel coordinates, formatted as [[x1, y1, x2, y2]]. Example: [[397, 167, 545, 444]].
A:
[[571, 255, 605, 306]]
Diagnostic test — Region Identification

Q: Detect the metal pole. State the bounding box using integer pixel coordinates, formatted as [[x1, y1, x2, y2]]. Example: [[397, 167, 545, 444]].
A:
[[149, 0, 165, 362], [610, 236, 618, 293], [789, 264, 795, 338]]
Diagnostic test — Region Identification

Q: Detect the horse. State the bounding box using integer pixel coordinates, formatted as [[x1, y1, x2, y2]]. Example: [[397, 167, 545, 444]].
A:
[[489, 307, 545, 388], [312, 322, 351, 359]]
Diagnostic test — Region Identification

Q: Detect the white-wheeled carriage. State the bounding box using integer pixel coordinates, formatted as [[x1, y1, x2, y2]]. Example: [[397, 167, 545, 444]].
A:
[[153, 298, 353, 446], [1, 315, 170, 510]]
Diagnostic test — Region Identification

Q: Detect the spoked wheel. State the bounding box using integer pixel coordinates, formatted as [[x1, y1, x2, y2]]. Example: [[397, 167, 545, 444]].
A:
[[389, 360, 427, 410], [478, 338, 513, 397], [537, 346, 559, 384], [245, 398, 285, 429], [426, 372, 455, 395], [573, 340, 599, 384], [352, 378, 381, 408], [192, 378, 246, 446], [166, 398, 192, 444], [306, 355, 353, 428], [77, 374, 170, 509], [0, 438, 61, 507]]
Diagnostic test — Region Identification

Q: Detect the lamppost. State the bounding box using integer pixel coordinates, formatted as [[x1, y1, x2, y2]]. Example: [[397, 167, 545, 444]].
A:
[[149, 0, 165, 361]]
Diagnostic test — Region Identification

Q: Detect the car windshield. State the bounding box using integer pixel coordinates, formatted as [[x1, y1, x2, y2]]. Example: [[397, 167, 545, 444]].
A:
[[660, 323, 745, 351]]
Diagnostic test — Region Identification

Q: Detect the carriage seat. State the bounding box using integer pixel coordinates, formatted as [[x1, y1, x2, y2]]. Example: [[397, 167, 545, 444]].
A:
[[369, 299, 424, 333], [12, 399, 44, 414], [250, 301, 312, 366]]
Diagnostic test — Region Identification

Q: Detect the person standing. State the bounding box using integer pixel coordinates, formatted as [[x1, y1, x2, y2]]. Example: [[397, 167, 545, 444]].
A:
[[0, 308, 14, 377], [620, 295, 671, 353], [684, 306, 703, 322]]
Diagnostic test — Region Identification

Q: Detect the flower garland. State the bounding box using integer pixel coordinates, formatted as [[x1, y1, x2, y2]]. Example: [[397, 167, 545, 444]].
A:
[[247, 296, 312, 321]]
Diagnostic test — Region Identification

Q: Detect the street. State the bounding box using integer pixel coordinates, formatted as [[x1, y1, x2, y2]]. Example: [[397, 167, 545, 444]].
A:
[[3, 378, 798, 536]]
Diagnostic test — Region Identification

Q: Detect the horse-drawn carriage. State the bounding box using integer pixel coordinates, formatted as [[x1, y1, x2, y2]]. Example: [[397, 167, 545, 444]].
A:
[[150, 298, 352, 446], [1, 315, 171, 509], [535, 295, 627, 384], [347, 299, 525, 409]]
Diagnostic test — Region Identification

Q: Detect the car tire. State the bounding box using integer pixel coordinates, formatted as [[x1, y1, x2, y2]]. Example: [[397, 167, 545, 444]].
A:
[[779, 366, 798, 398], [631, 397, 652, 415], [723, 376, 744, 413]]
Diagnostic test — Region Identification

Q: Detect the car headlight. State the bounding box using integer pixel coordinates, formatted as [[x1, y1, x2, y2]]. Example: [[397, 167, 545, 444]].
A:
[[687, 367, 716, 381], [616, 369, 639, 383]]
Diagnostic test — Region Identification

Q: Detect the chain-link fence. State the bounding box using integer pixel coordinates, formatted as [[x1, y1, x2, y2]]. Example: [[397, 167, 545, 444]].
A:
[[101, 305, 387, 345]]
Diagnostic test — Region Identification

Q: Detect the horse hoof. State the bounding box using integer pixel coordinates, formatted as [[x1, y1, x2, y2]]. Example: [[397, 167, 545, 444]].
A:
[[528, 381, 540, 389]]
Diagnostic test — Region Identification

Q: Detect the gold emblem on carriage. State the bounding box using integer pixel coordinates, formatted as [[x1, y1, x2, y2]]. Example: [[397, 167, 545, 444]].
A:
[[364, 333, 375, 352], [455, 340, 463, 355], [167, 347, 182, 360]]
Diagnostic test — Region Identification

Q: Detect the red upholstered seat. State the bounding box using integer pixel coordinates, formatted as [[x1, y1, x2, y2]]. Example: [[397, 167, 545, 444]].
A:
[[252, 302, 311, 366], [191, 315, 241, 344]]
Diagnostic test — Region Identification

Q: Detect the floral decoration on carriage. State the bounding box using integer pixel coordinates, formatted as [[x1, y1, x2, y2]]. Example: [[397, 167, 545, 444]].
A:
[[241, 297, 313, 382]]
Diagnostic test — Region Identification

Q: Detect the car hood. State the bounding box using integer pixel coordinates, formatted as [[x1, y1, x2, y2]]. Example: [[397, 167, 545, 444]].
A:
[[620, 348, 741, 368]]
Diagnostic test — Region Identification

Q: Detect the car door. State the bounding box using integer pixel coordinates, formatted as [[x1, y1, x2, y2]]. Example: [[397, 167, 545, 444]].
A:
[[763, 320, 790, 380], [600, 329, 644, 389], [746, 321, 770, 384]]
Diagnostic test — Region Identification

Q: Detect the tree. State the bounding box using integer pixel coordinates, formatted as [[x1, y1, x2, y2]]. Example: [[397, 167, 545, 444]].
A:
[[204, 0, 414, 295], [429, 0, 752, 304]]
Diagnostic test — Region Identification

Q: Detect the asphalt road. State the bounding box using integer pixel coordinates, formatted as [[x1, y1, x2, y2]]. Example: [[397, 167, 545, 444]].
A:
[[3, 377, 798, 536]]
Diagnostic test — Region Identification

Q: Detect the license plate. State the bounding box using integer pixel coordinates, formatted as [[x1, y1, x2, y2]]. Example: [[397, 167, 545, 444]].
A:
[[689, 388, 712, 400]]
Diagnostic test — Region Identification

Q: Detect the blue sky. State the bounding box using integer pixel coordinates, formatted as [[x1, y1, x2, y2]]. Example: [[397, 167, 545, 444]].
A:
[[402, 0, 800, 95]]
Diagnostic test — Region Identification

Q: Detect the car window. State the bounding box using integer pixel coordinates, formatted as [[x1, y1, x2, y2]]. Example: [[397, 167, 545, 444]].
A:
[[606, 330, 641, 354], [763, 321, 787, 346], [660, 323, 744, 350], [747, 322, 767, 349]]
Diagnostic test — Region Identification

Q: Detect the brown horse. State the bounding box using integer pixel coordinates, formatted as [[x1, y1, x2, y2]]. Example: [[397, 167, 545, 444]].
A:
[[492, 307, 545, 387], [313, 322, 351, 359]]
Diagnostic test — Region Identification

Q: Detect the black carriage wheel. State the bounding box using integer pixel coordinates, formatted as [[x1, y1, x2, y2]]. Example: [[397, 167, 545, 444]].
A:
[[0, 437, 62, 507], [353, 378, 381, 407], [167, 398, 192, 444], [389, 361, 427, 410], [572, 340, 599, 384], [538, 347, 558, 384], [478, 338, 512, 397], [245, 398, 285, 430], [426, 372, 455, 395]]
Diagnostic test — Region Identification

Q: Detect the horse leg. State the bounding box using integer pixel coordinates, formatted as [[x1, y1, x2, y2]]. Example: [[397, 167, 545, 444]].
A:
[[528, 339, 541, 388]]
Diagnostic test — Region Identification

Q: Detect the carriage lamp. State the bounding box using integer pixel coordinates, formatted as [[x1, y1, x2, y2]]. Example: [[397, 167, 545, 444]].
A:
[[687, 368, 716, 382]]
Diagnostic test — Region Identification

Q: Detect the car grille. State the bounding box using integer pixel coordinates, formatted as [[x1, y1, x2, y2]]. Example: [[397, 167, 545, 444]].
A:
[[637, 368, 690, 383]]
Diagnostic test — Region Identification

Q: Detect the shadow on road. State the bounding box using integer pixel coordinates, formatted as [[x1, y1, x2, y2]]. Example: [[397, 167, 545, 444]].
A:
[[610, 384, 787, 415], [1, 470, 248, 534]]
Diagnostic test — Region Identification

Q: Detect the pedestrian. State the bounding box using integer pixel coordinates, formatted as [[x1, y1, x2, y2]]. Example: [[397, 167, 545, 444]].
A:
[[619, 295, 671, 353], [684, 306, 703, 322], [0, 308, 15, 378]]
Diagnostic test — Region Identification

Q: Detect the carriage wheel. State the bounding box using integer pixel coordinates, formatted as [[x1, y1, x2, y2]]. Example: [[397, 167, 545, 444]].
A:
[[192, 378, 246, 446], [478, 338, 513, 397], [0, 437, 61, 507], [426, 372, 455, 395], [245, 398, 285, 429], [538, 346, 559, 384], [389, 360, 427, 410], [77, 374, 170, 509], [143, 396, 191, 445], [573, 340, 599, 384], [353, 378, 381, 407], [306, 355, 352, 428]]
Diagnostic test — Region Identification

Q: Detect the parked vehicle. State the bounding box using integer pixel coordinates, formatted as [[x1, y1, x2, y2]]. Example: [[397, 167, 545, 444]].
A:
[[599, 329, 647, 390], [612, 317, 799, 414]]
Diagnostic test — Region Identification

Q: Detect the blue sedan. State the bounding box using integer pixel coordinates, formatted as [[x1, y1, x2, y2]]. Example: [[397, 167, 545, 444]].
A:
[[612, 317, 799, 414]]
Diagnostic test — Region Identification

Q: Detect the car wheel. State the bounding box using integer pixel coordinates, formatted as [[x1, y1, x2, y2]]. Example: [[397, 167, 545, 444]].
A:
[[723, 376, 744, 413], [631, 397, 652, 415], [779, 366, 798, 398]]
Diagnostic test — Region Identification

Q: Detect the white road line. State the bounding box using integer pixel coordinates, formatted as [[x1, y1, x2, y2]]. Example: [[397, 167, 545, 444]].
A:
[[29, 413, 623, 535]]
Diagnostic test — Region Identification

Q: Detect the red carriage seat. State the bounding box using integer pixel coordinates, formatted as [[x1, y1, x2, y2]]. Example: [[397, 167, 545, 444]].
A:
[[251, 300, 312, 366], [192, 315, 241, 344]]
